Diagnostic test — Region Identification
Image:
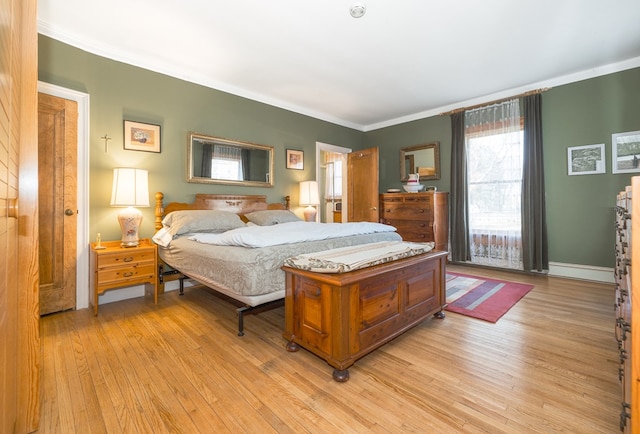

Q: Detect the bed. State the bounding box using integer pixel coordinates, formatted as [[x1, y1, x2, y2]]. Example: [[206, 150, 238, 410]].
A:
[[152, 192, 404, 335]]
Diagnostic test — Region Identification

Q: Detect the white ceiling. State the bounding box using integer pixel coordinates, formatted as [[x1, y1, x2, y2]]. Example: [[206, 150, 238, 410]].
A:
[[37, 0, 640, 131]]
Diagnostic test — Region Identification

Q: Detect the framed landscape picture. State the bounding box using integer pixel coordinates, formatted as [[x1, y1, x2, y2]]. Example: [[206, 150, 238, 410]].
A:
[[612, 130, 640, 174], [124, 120, 161, 153], [567, 143, 605, 175]]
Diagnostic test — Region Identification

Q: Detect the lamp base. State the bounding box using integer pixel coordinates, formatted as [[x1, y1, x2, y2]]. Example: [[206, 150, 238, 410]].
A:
[[303, 206, 317, 222], [117, 207, 143, 247]]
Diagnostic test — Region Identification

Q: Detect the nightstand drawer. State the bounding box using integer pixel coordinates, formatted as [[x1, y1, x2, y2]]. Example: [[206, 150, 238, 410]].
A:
[[97, 263, 155, 284], [97, 250, 155, 268]]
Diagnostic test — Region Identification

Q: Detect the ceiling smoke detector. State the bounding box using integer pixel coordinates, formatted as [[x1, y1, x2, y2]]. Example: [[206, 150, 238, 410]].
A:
[[349, 3, 366, 18]]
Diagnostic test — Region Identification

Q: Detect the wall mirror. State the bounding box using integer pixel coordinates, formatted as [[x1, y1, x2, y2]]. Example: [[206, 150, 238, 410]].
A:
[[187, 132, 274, 187], [400, 142, 440, 181]]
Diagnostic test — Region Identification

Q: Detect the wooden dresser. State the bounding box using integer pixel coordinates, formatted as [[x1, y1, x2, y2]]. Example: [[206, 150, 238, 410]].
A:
[[615, 179, 639, 432], [379, 192, 449, 251]]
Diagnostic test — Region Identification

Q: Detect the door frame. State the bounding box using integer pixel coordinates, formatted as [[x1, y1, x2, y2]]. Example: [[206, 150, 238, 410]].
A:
[[38, 81, 90, 310]]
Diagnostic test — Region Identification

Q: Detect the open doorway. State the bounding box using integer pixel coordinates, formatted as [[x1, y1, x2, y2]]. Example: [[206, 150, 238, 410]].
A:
[[316, 142, 351, 222]]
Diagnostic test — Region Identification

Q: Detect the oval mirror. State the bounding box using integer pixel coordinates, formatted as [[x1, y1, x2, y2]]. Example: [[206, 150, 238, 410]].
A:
[[400, 142, 440, 182], [187, 132, 274, 187]]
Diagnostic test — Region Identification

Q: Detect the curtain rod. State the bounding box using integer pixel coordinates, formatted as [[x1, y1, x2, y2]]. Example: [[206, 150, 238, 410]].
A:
[[439, 87, 550, 116]]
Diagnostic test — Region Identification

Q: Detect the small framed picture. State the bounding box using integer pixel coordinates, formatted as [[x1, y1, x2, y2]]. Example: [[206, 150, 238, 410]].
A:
[[124, 120, 161, 153], [567, 143, 605, 175], [286, 149, 304, 170], [612, 130, 640, 174]]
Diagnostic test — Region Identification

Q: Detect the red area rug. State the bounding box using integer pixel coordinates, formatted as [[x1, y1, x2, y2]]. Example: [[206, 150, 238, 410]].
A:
[[445, 272, 534, 322]]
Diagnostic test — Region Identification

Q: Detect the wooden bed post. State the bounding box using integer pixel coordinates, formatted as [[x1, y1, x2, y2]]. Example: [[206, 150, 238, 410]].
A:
[[155, 191, 164, 231]]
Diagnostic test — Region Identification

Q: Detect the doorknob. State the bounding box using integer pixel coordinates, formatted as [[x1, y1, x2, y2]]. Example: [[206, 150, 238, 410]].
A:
[[65, 208, 75, 216], [7, 198, 18, 218]]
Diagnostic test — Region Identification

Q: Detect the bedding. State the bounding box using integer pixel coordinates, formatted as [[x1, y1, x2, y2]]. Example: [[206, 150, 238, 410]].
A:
[[187, 221, 397, 248], [157, 229, 402, 305]]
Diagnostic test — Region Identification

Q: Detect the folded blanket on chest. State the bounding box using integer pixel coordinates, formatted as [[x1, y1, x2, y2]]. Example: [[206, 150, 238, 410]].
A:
[[283, 240, 435, 273]]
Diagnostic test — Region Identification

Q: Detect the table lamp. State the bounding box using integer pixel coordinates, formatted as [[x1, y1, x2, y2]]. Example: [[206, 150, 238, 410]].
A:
[[110, 168, 150, 247], [299, 180, 320, 222]]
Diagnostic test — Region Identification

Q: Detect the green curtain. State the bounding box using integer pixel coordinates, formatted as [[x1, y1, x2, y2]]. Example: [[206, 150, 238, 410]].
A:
[[521, 94, 549, 271], [449, 111, 470, 262]]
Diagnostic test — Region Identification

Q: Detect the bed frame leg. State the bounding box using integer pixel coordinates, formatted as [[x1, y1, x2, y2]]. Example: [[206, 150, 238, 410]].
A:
[[179, 276, 187, 296], [237, 307, 247, 336]]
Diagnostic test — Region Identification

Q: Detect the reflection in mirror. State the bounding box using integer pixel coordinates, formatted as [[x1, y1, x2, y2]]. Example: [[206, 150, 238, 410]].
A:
[[188, 132, 274, 187], [400, 142, 440, 181]]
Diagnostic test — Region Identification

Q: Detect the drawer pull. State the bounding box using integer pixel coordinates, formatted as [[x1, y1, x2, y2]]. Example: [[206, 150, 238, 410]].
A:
[[123, 257, 134, 263], [123, 272, 134, 277]]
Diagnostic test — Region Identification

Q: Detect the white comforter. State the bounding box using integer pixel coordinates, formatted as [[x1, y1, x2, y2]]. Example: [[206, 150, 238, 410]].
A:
[[188, 221, 397, 248]]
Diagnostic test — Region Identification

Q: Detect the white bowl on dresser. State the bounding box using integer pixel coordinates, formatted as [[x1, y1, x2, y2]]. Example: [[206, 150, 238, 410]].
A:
[[402, 184, 424, 193]]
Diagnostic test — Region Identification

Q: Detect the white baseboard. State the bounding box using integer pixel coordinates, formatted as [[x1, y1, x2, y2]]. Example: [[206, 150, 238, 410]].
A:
[[96, 263, 614, 308], [548, 262, 614, 284], [97, 279, 196, 306]]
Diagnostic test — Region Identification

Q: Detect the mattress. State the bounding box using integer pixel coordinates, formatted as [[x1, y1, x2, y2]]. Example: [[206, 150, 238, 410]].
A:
[[158, 231, 402, 306]]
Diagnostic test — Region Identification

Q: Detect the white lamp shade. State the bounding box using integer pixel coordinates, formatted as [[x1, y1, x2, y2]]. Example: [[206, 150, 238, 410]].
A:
[[110, 168, 150, 207], [299, 180, 320, 206]]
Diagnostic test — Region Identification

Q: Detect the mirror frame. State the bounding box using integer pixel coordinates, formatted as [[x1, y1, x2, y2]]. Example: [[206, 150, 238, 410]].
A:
[[187, 132, 274, 187], [400, 142, 440, 182]]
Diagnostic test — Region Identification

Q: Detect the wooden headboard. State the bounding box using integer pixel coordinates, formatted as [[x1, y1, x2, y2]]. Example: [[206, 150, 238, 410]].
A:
[[154, 192, 291, 231]]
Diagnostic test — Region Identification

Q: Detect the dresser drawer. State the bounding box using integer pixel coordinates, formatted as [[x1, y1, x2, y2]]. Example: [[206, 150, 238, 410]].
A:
[[97, 263, 156, 285], [380, 202, 433, 220], [389, 221, 434, 242], [97, 250, 156, 268]]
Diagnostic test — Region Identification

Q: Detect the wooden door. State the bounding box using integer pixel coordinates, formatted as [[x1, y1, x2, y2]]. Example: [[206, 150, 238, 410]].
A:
[[347, 147, 379, 222], [38, 93, 78, 315], [0, 0, 40, 432]]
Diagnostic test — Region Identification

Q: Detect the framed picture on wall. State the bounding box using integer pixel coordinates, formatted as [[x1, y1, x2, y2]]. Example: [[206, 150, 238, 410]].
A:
[[612, 130, 640, 174], [286, 149, 304, 170], [124, 120, 161, 153], [567, 143, 605, 175]]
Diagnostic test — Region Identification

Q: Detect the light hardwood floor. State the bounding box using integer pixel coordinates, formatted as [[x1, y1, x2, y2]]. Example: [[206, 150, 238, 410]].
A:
[[39, 265, 620, 433]]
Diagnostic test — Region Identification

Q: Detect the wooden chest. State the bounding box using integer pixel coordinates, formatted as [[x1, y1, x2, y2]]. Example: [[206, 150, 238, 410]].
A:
[[283, 250, 447, 381], [379, 192, 449, 252]]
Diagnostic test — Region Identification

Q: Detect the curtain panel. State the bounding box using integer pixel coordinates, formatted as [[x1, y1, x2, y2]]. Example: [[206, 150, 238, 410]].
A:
[[521, 94, 549, 271], [449, 111, 469, 262]]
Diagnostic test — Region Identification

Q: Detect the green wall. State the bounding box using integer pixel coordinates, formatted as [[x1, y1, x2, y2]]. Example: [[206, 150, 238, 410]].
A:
[[365, 68, 640, 268], [38, 35, 364, 242], [38, 35, 640, 268]]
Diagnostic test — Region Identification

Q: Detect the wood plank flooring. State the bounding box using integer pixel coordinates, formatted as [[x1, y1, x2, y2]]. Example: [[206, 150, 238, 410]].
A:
[[39, 265, 620, 433]]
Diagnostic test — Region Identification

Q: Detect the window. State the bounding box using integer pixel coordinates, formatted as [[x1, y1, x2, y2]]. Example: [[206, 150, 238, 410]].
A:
[[210, 145, 244, 181], [467, 130, 523, 232], [465, 99, 523, 269]]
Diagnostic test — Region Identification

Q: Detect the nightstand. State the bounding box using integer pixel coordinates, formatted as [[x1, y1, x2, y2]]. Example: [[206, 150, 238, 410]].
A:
[[89, 238, 158, 315]]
